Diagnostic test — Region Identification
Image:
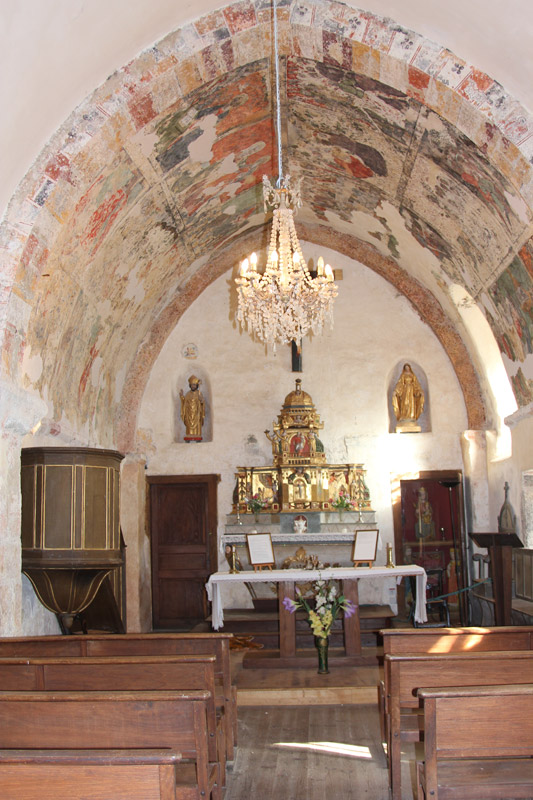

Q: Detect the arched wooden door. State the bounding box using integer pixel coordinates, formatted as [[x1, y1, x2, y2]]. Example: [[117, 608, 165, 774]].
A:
[[148, 474, 219, 629]]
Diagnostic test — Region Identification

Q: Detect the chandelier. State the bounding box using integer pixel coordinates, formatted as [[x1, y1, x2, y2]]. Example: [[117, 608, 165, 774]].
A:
[[235, 0, 337, 350]]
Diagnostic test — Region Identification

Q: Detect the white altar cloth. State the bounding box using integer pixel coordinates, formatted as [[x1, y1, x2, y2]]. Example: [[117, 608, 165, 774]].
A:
[[206, 564, 427, 629]]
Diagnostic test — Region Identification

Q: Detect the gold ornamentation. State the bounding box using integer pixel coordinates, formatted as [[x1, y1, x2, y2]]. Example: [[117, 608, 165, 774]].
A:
[[180, 375, 205, 440], [273, 547, 339, 597], [233, 379, 374, 514], [392, 363, 424, 433]]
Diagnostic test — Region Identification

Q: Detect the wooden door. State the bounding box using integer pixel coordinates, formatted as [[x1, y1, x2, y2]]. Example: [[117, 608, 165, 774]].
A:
[[148, 474, 219, 629]]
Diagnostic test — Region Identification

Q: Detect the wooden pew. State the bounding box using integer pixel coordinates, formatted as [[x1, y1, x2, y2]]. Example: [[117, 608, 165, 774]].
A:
[[378, 625, 533, 756], [416, 684, 533, 800], [0, 690, 220, 800], [386, 649, 533, 800], [381, 625, 533, 656], [0, 654, 226, 782], [0, 748, 184, 800], [0, 632, 237, 760]]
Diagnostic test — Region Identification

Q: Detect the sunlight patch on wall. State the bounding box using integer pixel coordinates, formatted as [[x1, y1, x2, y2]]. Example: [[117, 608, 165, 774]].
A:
[[450, 284, 516, 460]]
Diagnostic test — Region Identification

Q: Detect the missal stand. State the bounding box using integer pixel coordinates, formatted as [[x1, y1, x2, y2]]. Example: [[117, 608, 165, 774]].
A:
[[470, 532, 523, 625]]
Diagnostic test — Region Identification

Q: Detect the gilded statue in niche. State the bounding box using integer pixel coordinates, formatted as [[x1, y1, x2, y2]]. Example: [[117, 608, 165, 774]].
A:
[[180, 375, 205, 441], [392, 363, 425, 432]]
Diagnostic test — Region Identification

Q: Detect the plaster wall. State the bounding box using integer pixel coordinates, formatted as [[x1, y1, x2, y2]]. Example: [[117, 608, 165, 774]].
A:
[[138, 244, 469, 612], [486, 410, 533, 546], [0, 383, 58, 636]]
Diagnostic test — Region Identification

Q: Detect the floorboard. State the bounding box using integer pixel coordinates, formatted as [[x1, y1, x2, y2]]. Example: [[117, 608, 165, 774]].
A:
[[225, 704, 411, 799], [226, 647, 420, 799]]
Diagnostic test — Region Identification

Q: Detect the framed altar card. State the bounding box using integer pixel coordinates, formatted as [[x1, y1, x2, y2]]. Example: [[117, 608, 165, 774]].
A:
[[246, 533, 275, 570], [352, 529, 379, 567]]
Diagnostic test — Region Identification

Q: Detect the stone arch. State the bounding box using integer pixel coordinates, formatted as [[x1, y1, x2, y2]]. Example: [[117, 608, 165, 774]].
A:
[[116, 224, 486, 451], [0, 0, 530, 447]]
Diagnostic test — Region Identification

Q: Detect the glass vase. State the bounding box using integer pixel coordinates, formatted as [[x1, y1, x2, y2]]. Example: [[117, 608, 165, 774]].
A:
[[315, 636, 330, 674]]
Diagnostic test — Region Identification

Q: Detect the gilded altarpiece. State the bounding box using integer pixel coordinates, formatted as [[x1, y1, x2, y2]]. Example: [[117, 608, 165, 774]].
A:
[[232, 379, 373, 516]]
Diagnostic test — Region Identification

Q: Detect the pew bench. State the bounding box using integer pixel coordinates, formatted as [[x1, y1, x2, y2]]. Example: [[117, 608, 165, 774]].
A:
[[0, 654, 226, 785], [378, 625, 533, 763], [0, 632, 237, 761], [416, 684, 533, 800], [0, 690, 221, 800], [0, 748, 186, 800], [381, 625, 533, 657], [386, 649, 533, 800]]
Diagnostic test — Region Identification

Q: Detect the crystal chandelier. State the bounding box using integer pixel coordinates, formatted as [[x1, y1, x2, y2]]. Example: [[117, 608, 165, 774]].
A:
[[235, 0, 337, 350]]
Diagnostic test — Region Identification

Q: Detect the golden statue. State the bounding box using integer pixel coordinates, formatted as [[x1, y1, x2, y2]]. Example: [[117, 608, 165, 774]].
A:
[[180, 375, 205, 441], [392, 364, 424, 432]]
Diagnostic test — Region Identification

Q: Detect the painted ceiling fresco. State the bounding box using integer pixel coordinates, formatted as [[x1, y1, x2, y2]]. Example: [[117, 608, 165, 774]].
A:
[[2, 0, 533, 447]]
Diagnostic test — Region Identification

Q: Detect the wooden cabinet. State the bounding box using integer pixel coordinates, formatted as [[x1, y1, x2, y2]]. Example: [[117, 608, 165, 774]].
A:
[[393, 470, 468, 624]]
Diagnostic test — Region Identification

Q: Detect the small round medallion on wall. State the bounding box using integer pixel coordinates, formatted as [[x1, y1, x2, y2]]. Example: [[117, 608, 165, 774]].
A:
[[181, 343, 198, 360]]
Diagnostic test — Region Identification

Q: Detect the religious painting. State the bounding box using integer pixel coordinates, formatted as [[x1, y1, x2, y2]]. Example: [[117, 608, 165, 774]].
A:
[[393, 472, 467, 623], [290, 432, 310, 457]]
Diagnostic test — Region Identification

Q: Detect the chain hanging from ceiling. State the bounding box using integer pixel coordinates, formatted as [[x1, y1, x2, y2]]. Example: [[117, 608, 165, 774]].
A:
[[235, 0, 338, 350]]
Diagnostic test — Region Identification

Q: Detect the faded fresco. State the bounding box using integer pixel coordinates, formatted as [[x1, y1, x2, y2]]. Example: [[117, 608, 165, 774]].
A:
[[287, 57, 527, 296], [485, 237, 533, 405], [3, 0, 533, 442]]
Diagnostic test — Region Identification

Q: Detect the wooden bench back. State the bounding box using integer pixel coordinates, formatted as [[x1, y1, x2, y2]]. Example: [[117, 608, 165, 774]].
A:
[[0, 633, 236, 762], [419, 684, 533, 759], [387, 649, 533, 708], [381, 625, 533, 656], [0, 633, 232, 693], [0, 749, 182, 800], [0, 655, 219, 761], [0, 690, 215, 799], [386, 649, 533, 800]]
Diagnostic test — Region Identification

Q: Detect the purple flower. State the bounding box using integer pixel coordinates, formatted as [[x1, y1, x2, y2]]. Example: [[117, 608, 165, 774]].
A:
[[283, 597, 297, 613], [344, 600, 357, 618]]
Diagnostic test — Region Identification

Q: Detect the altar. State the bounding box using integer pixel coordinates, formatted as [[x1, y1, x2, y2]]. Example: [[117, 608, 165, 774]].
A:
[[218, 379, 417, 635], [206, 565, 427, 668]]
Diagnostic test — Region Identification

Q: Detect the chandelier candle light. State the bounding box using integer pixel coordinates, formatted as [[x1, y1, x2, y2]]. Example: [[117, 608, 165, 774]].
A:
[[235, 0, 338, 349]]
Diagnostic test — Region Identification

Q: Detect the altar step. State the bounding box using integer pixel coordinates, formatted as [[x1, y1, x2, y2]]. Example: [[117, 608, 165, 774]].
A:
[[207, 604, 395, 650]]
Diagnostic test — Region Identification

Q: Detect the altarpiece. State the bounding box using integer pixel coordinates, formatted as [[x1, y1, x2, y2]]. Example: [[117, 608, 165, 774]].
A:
[[232, 379, 373, 516]]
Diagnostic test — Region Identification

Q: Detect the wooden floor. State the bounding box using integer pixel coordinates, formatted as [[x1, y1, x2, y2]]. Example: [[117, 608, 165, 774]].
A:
[[225, 647, 421, 799]]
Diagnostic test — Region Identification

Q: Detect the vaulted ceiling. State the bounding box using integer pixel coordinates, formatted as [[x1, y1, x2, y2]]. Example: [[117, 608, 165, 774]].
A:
[[2, 0, 533, 450]]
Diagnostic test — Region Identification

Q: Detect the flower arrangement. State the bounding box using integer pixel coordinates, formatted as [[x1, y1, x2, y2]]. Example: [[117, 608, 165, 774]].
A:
[[246, 493, 266, 514], [283, 579, 356, 639], [330, 487, 357, 512]]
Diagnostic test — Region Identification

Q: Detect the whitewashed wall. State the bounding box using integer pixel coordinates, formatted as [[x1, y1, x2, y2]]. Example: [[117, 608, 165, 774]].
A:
[[138, 244, 469, 608]]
